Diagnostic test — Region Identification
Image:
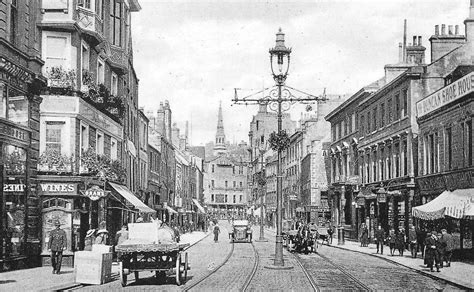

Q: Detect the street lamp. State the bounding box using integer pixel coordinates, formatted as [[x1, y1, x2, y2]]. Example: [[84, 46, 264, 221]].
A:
[[233, 28, 326, 268]]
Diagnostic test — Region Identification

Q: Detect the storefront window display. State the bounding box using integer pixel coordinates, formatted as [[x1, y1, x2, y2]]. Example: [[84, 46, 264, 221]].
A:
[[0, 83, 29, 126], [2, 144, 27, 258]]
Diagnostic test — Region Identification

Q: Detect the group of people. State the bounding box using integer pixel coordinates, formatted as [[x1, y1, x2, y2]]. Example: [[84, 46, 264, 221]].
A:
[[370, 224, 455, 272]]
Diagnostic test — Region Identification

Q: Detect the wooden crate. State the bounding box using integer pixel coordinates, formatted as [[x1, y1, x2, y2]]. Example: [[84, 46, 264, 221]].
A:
[[74, 251, 113, 285]]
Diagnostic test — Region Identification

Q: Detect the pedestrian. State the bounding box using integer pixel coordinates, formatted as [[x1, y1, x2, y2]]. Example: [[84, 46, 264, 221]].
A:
[[84, 229, 96, 251], [375, 224, 385, 254], [417, 228, 426, 258], [408, 225, 418, 258], [95, 221, 108, 245], [396, 228, 405, 256], [327, 225, 334, 245], [115, 224, 129, 246], [424, 231, 441, 272], [388, 228, 396, 256], [48, 220, 67, 274], [213, 222, 220, 243], [439, 229, 454, 267], [360, 223, 369, 247]]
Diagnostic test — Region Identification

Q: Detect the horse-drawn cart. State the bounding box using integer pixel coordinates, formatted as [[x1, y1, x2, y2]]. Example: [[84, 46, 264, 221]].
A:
[[116, 242, 189, 286], [116, 222, 190, 287]]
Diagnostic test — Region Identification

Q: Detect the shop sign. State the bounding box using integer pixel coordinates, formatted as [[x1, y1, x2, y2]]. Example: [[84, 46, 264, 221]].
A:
[[39, 183, 77, 195], [0, 123, 29, 143], [3, 183, 25, 192], [82, 186, 107, 201], [377, 193, 387, 203], [417, 71, 474, 118], [0, 57, 34, 83]]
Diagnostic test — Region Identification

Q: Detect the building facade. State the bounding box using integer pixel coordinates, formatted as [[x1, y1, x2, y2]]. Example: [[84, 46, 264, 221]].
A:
[[0, 0, 46, 270]]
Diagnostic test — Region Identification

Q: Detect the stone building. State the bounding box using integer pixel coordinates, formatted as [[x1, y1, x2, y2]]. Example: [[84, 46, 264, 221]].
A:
[[0, 0, 46, 270], [204, 104, 249, 218]]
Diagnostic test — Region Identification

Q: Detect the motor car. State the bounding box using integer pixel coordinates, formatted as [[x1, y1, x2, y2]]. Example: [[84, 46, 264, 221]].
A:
[[230, 220, 252, 243]]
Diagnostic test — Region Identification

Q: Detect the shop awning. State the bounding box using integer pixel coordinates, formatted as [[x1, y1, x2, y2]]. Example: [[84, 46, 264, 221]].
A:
[[108, 182, 156, 214], [192, 199, 206, 213], [165, 205, 178, 214], [413, 189, 474, 220]]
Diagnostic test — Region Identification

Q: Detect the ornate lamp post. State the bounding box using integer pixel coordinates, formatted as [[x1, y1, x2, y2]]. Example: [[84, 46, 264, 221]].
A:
[[233, 28, 326, 268]]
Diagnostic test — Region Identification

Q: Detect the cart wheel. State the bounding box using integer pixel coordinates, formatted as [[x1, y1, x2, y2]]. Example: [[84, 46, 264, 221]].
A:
[[119, 262, 127, 287], [134, 271, 139, 282], [176, 253, 182, 286], [183, 252, 188, 283]]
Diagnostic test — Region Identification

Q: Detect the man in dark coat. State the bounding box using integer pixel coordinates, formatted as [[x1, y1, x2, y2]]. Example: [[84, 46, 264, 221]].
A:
[[375, 225, 385, 254], [424, 231, 440, 272], [439, 229, 454, 267], [408, 225, 418, 258], [48, 220, 67, 274]]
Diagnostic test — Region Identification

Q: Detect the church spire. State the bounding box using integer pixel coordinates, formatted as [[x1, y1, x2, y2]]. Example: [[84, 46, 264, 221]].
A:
[[214, 101, 227, 155]]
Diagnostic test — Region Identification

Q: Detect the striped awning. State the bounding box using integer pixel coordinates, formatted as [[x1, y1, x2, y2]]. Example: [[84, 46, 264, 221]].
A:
[[413, 189, 474, 220]]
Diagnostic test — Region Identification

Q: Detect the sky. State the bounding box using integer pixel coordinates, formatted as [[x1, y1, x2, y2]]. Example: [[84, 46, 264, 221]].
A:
[[132, 0, 468, 146]]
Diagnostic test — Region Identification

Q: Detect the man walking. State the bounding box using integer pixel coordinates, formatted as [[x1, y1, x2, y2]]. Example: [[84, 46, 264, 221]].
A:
[[439, 229, 454, 267], [48, 220, 67, 274], [213, 222, 220, 243], [424, 231, 440, 272], [408, 225, 418, 258], [375, 225, 385, 254]]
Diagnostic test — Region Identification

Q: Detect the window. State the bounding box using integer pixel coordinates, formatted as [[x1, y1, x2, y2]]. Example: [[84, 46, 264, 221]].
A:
[[348, 115, 352, 134], [403, 140, 408, 175], [233, 181, 236, 188], [446, 127, 453, 169], [9, 0, 17, 44], [211, 164, 215, 173], [225, 181, 228, 188], [380, 102, 385, 127], [468, 120, 473, 166], [111, 72, 118, 95], [45, 36, 68, 69], [46, 122, 64, 153], [211, 194, 214, 202], [380, 148, 385, 181], [225, 195, 228, 203], [352, 113, 356, 132], [78, 0, 92, 9], [96, 131, 104, 155], [233, 195, 236, 203], [332, 125, 336, 141], [240, 195, 242, 202], [110, 0, 123, 46], [338, 122, 342, 138], [395, 93, 400, 120], [360, 115, 365, 135], [97, 58, 105, 84], [402, 89, 408, 117], [211, 180, 214, 188], [395, 143, 400, 177], [111, 137, 118, 160], [387, 145, 392, 179], [240, 182, 243, 188], [80, 123, 89, 151], [366, 111, 371, 134], [373, 107, 377, 131], [96, 0, 104, 19], [366, 153, 370, 182], [387, 98, 392, 123], [342, 120, 346, 136], [81, 43, 90, 86], [0, 85, 29, 126]]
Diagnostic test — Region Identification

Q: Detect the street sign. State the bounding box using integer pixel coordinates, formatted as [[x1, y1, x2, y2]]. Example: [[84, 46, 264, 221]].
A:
[[82, 185, 107, 201]]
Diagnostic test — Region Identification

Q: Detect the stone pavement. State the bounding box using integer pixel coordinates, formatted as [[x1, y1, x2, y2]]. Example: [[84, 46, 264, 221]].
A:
[[265, 226, 473, 289], [327, 238, 474, 289], [0, 230, 209, 292]]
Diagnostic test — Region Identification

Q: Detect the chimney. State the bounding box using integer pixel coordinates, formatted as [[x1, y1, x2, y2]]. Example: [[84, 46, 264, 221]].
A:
[[406, 35, 426, 64], [403, 19, 407, 63], [465, 0, 474, 42], [413, 36, 417, 46], [431, 23, 466, 62], [398, 42, 403, 62], [418, 36, 422, 46], [156, 103, 166, 136]]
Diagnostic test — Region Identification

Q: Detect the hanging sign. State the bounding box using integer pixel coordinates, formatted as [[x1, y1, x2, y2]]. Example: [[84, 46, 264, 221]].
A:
[[82, 185, 107, 201]]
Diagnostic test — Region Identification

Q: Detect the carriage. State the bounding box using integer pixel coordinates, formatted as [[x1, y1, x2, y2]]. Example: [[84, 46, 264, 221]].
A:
[[230, 220, 252, 243], [286, 224, 319, 254], [116, 222, 190, 287]]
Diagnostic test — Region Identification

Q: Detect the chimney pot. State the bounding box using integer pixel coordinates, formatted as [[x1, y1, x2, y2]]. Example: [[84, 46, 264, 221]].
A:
[[418, 36, 422, 46], [448, 25, 453, 35], [435, 25, 439, 35], [441, 24, 446, 35], [455, 25, 459, 35], [413, 36, 417, 45]]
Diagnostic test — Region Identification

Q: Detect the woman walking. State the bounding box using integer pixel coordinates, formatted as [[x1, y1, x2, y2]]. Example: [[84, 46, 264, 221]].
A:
[[359, 223, 369, 247], [388, 228, 396, 256], [396, 228, 405, 256]]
